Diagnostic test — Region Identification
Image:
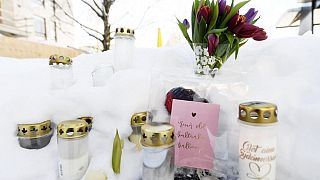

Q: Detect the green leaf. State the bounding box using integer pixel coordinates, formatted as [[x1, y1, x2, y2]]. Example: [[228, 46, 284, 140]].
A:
[[226, 33, 235, 45], [206, 0, 210, 5], [112, 129, 122, 175], [220, 0, 250, 28], [177, 18, 193, 48], [199, 18, 207, 43], [227, 38, 247, 59], [194, 20, 199, 42], [235, 37, 240, 59], [208, 0, 219, 31], [240, 39, 248, 46], [231, 0, 235, 8], [194, 0, 200, 13], [206, 27, 228, 35], [211, 0, 215, 7], [191, 3, 195, 40], [252, 16, 261, 24], [215, 42, 229, 57]]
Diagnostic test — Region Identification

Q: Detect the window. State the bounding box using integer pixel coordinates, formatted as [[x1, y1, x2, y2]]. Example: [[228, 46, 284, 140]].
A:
[[33, 16, 46, 39]]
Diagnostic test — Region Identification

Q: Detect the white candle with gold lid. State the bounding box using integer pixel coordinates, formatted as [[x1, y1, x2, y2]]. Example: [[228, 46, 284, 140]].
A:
[[238, 101, 278, 180]]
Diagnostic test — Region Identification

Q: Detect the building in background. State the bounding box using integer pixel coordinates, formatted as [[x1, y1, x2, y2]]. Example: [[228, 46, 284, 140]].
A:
[[277, 0, 320, 35], [0, 0, 80, 58]]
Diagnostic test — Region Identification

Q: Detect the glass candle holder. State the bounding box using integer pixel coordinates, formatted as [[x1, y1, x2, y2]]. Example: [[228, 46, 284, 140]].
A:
[[113, 27, 135, 71], [128, 112, 148, 150], [17, 120, 53, 149], [141, 122, 175, 180], [57, 120, 89, 180], [92, 64, 114, 87], [49, 54, 75, 89], [238, 102, 278, 180]]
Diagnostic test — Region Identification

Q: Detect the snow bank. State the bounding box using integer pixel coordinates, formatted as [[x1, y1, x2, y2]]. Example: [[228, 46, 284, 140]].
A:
[[0, 36, 319, 179]]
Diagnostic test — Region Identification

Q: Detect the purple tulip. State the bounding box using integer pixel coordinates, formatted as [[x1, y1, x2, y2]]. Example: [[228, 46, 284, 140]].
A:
[[208, 34, 219, 56], [197, 5, 212, 24], [183, 19, 190, 29], [218, 0, 226, 15], [244, 8, 258, 23]]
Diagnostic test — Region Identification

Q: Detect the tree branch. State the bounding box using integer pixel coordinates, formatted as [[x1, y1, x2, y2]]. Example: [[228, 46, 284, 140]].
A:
[[81, 27, 103, 42], [93, 0, 103, 13], [55, 1, 103, 35], [80, 0, 103, 18]]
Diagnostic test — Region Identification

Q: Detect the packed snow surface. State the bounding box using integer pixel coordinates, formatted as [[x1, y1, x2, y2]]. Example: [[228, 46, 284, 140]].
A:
[[0, 36, 319, 179]]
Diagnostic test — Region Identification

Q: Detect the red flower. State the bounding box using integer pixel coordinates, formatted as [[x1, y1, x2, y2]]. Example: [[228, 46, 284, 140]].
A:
[[197, 5, 211, 24], [228, 14, 267, 41]]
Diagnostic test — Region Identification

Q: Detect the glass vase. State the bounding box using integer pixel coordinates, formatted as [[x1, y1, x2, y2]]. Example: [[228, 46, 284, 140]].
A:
[[193, 43, 228, 78]]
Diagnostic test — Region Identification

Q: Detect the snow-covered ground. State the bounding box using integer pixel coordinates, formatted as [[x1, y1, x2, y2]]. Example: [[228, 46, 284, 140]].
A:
[[0, 36, 319, 179]]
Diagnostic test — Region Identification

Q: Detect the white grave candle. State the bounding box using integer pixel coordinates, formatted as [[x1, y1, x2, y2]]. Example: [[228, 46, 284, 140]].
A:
[[57, 120, 90, 180], [113, 27, 135, 71], [238, 102, 278, 180]]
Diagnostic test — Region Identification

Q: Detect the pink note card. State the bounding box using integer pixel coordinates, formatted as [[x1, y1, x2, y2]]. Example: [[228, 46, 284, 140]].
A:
[[170, 99, 220, 170]]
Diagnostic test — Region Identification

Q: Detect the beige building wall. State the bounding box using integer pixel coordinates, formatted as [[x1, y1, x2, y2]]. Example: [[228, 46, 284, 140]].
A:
[[0, 35, 81, 58], [0, 0, 79, 58]]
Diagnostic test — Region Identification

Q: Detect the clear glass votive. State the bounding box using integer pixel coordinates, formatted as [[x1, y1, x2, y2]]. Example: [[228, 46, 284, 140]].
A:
[[128, 112, 148, 150], [113, 27, 135, 71], [49, 54, 75, 89], [141, 122, 175, 180], [17, 120, 53, 149], [57, 120, 89, 180], [92, 64, 114, 87]]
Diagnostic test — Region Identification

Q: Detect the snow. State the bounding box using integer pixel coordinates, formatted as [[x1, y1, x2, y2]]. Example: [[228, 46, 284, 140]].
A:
[[1, 35, 320, 179]]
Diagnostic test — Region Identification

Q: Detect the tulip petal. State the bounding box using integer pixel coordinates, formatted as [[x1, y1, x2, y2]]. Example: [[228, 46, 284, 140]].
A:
[[245, 8, 258, 23], [218, 0, 226, 15], [208, 34, 219, 56]]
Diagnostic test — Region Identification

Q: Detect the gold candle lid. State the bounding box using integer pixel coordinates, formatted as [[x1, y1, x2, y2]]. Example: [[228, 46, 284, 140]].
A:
[[239, 101, 278, 125], [78, 117, 93, 127], [17, 120, 52, 138], [131, 112, 147, 126], [115, 27, 135, 37], [141, 122, 174, 148], [49, 54, 73, 65], [57, 120, 89, 139]]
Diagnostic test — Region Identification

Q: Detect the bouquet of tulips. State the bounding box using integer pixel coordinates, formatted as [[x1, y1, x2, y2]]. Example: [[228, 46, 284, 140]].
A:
[[178, 0, 267, 70]]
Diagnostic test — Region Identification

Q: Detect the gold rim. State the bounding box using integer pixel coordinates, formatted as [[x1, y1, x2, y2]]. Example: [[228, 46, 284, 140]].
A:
[[17, 120, 52, 138], [131, 112, 147, 126], [49, 54, 73, 65], [141, 122, 174, 148], [57, 120, 89, 139], [77, 117, 93, 128], [239, 101, 278, 125], [115, 27, 135, 37]]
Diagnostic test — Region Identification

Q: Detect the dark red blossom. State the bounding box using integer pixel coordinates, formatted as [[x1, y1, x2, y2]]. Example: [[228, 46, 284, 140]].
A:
[[228, 14, 267, 41], [197, 5, 211, 24], [208, 34, 219, 56]]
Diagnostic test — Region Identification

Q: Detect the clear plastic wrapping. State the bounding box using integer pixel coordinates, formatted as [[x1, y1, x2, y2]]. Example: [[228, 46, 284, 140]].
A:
[[148, 69, 245, 179]]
